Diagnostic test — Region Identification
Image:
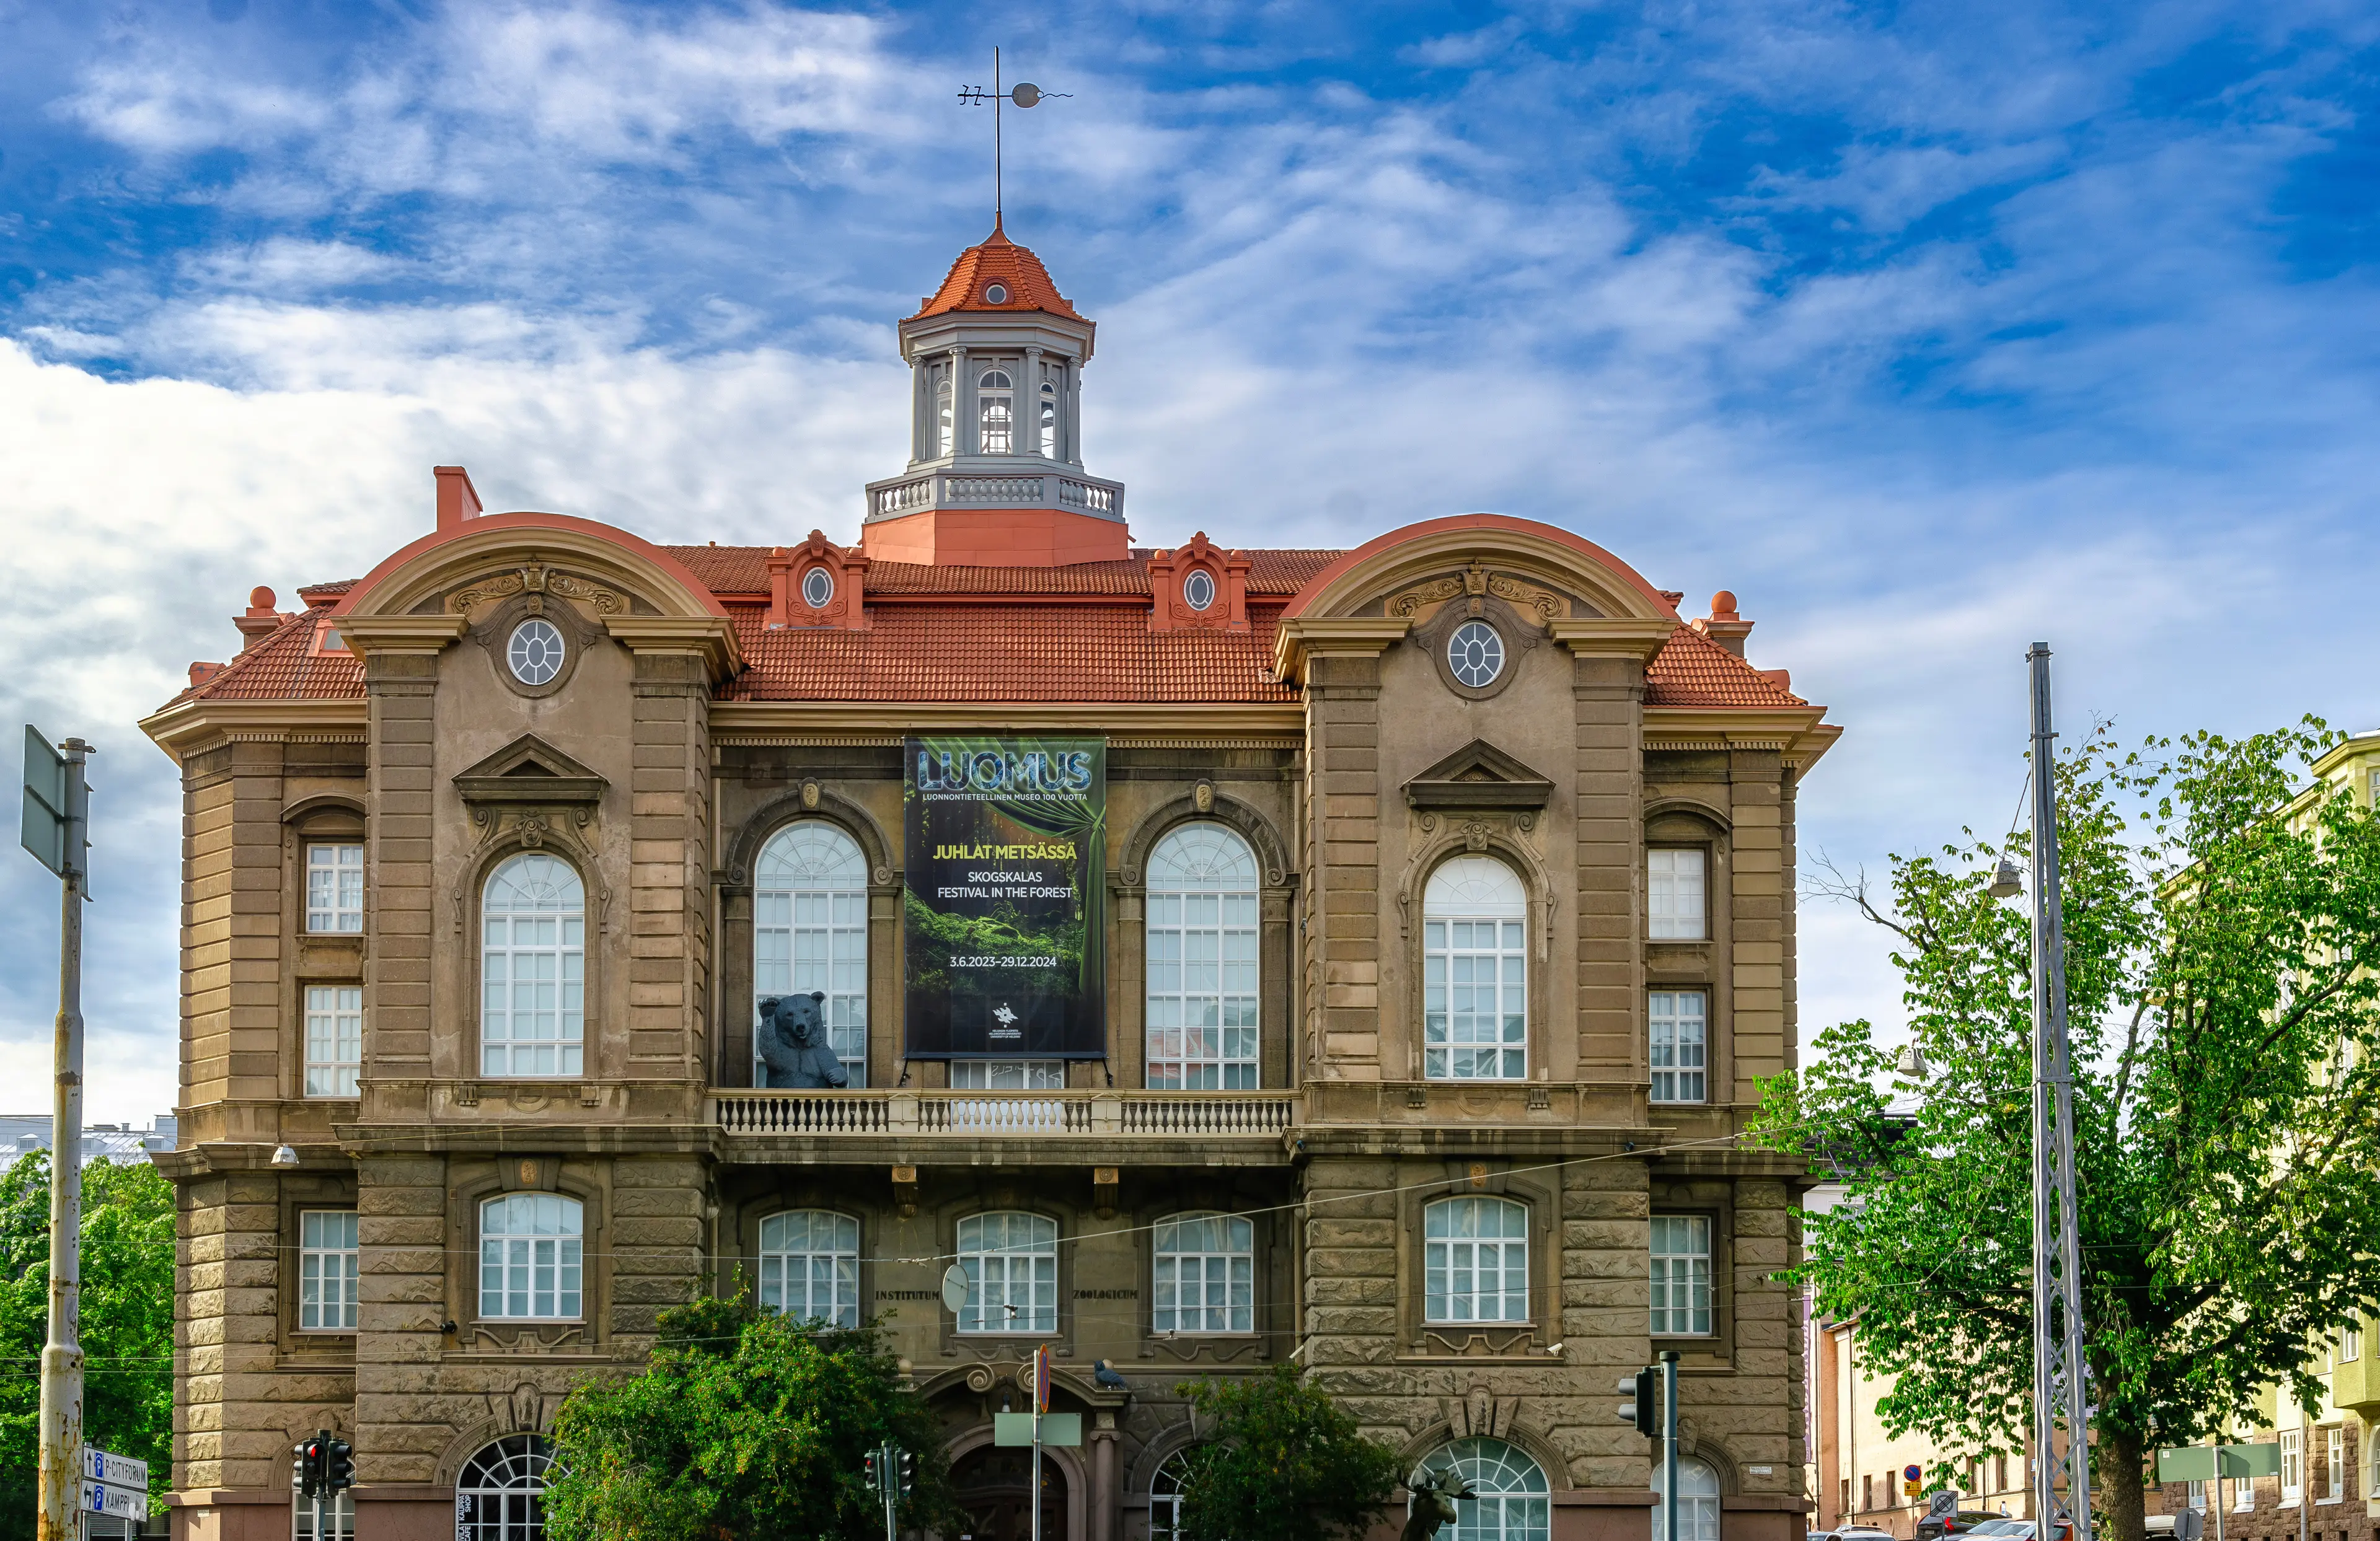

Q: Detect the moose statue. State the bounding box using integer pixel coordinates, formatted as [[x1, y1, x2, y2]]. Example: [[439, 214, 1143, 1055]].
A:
[[1401, 1464, 1476, 1541], [757, 991, 849, 1089]]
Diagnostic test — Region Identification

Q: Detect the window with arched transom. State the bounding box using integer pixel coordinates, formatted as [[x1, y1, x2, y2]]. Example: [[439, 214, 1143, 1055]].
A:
[[1150, 1449, 1196, 1541], [1422, 856, 1527, 1080], [481, 854, 584, 1078], [1152, 1213, 1254, 1334], [1145, 823, 1259, 1090], [1652, 1455, 1722, 1541], [1424, 1438, 1550, 1541], [979, 367, 1015, 454], [754, 821, 870, 1086], [758, 1210, 860, 1327], [1424, 1196, 1528, 1324], [456, 1434, 560, 1541]]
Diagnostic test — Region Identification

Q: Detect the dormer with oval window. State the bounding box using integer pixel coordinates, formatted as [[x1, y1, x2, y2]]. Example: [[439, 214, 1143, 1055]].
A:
[[764, 530, 871, 631], [1148, 532, 1253, 633]]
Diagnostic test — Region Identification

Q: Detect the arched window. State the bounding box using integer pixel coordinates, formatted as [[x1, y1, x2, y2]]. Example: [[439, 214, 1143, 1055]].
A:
[[1153, 1213, 1254, 1333], [956, 1211, 1057, 1333], [1426, 1438, 1549, 1541], [1424, 1196, 1528, 1323], [1040, 377, 1058, 457], [1422, 856, 1527, 1081], [936, 372, 954, 457], [457, 1434, 560, 1541], [979, 367, 1015, 454], [1652, 1456, 1722, 1541], [754, 821, 870, 1086], [1145, 823, 1259, 1090], [478, 1194, 583, 1320], [481, 854, 584, 1078], [1150, 1450, 1195, 1541], [758, 1210, 860, 1327]]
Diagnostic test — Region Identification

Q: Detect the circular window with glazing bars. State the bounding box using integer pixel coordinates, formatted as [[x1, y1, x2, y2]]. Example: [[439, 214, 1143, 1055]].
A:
[[984, 282, 1010, 304], [1183, 569, 1216, 612], [1447, 621, 1504, 688], [508, 619, 566, 686], [802, 566, 834, 608]]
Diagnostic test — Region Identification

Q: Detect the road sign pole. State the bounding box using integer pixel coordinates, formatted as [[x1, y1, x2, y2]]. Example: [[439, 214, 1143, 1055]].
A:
[[1662, 1350, 1680, 1541], [34, 735, 91, 1541]]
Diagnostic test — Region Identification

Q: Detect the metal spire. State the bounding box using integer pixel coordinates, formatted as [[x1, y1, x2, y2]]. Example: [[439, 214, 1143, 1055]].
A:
[[2028, 642, 2094, 1541], [958, 48, 1068, 228]]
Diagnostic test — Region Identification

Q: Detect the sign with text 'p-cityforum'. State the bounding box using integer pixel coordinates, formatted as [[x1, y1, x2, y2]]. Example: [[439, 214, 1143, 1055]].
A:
[[903, 737, 1106, 1059]]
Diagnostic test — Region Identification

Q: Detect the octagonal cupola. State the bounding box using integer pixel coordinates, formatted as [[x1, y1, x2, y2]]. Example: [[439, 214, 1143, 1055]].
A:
[[862, 220, 1128, 566]]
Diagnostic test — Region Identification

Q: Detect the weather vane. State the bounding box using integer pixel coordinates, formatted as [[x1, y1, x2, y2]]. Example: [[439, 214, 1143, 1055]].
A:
[[958, 47, 1070, 225]]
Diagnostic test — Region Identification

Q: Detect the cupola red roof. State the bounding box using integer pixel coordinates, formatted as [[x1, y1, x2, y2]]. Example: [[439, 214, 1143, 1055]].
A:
[[908, 219, 1083, 321]]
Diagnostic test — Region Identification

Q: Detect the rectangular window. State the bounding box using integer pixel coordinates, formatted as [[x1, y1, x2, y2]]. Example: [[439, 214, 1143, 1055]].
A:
[[2326, 1426, 2345, 1501], [1862, 1475, 1872, 1512], [1422, 918, 1527, 1080], [1144, 887, 1259, 1091], [1152, 1214, 1255, 1335], [306, 843, 364, 933], [1839, 1479, 1849, 1517], [478, 1194, 584, 1320], [2282, 1428, 2303, 1503], [298, 1210, 359, 1331], [304, 986, 363, 1097], [2187, 1480, 2206, 1511], [1649, 991, 1708, 1104], [949, 1060, 1065, 1089], [1647, 848, 1707, 941], [2343, 1322, 2361, 1362], [1649, 1214, 1713, 1335], [957, 1213, 1057, 1334], [293, 1490, 355, 1541]]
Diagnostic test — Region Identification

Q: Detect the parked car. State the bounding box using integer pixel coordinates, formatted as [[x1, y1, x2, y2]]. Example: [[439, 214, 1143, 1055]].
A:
[[1920, 1511, 2008, 1541]]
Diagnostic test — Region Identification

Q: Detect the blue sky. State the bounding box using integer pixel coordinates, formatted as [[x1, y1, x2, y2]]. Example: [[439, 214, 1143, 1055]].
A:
[[0, 0, 2374, 1122]]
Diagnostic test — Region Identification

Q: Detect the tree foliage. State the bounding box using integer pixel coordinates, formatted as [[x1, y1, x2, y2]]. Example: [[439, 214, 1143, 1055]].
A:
[[1171, 1366, 1404, 1541], [1756, 720, 2380, 1541], [541, 1292, 960, 1541], [0, 1151, 175, 1540]]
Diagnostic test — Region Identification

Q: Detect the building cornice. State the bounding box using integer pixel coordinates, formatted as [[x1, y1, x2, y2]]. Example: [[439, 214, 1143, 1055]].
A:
[[138, 698, 371, 765], [1271, 617, 1411, 682], [1642, 707, 1841, 773], [1545, 617, 1680, 662], [602, 614, 743, 679], [333, 613, 472, 655], [709, 700, 1307, 735]]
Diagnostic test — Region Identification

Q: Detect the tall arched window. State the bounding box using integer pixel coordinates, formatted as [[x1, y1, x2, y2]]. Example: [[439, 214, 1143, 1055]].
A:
[[979, 367, 1015, 454], [1150, 1450, 1195, 1541], [758, 1210, 860, 1327], [1426, 1438, 1549, 1541], [1039, 377, 1058, 457], [1422, 856, 1527, 1081], [1153, 1213, 1254, 1333], [1652, 1456, 1722, 1541], [480, 1193, 583, 1320], [456, 1434, 560, 1541], [755, 821, 870, 1086], [1145, 823, 1259, 1089], [1424, 1196, 1528, 1324], [957, 1211, 1057, 1333], [936, 372, 954, 457], [481, 854, 584, 1078]]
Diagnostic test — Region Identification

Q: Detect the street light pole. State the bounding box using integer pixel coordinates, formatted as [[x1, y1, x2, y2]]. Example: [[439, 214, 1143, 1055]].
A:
[[33, 735, 91, 1541], [2026, 646, 2093, 1541]]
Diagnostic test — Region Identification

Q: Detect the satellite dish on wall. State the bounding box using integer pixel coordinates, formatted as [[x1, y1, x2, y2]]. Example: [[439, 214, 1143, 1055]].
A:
[[941, 1263, 970, 1314]]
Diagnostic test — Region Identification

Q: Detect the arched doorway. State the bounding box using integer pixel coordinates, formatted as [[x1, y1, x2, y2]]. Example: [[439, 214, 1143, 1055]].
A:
[[951, 1442, 1068, 1541]]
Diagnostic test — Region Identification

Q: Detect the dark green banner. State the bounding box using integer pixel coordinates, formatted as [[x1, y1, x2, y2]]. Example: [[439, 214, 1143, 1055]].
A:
[[902, 737, 1106, 1059]]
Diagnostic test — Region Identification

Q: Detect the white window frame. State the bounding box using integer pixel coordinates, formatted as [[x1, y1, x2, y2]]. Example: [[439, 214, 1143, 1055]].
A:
[[1145, 823, 1260, 1091], [456, 1436, 558, 1541], [949, 1060, 1064, 1089], [753, 821, 870, 1086], [1039, 377, 1059, 457], [478, 1193, 584, 1321], [297, 1209, 359, 1332], [2343, 1320, 2361, 1362], [1424, 1196, 1529, 1325], [1650, 1214, 1713, 1336], [1422, 856, 1528, 1081], [1652, 1454, 1721, 1541], [1150, 1451, 1192, 1541], [293, 1490, 355, 1541], [2281, 1426, 2303, 1504], [303, 985, 363, 1098], [957, 1211, 1057, 1334], [757, 1210, 860, 1328], [2324, 1425, 2344, 1501], [1429, 1438, 1551, 1541], [979, 366, 1015, 454], [480, 854, 585, 1078], [1649, 990, 1707, 1104], [1647, 847, 1707, 940], [1152, 1213, 1254, 1335], [306, 842, 364, 933]]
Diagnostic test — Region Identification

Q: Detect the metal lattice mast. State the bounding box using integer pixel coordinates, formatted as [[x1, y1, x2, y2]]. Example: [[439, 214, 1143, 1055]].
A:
[[2028, 644, 2094, 1541]]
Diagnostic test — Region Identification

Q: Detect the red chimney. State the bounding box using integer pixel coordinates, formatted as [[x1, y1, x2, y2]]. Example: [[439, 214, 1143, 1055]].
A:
[[435, 465, 483, 530]]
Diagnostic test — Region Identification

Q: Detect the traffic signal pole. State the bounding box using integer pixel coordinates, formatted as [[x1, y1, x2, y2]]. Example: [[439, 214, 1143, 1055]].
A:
[[32, 734, 91, 1541], [1662, 1351, 1680, 1541]]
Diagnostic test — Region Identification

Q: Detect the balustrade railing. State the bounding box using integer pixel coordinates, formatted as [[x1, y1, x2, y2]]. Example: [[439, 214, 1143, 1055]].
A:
[[710, 1089, 1297, 1138]]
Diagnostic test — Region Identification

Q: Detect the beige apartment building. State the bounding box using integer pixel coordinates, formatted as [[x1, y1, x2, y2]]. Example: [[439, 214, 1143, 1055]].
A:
[[141, 221, 1839, 1541]]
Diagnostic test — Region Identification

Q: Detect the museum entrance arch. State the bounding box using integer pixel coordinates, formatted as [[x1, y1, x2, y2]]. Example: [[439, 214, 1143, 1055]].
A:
[[951, 1442, 1069, 1541]]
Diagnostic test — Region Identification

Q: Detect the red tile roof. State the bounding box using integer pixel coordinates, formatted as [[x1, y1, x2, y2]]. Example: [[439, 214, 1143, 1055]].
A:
[[169, 553, 1809, 713], [910, 222, 1083, 322]]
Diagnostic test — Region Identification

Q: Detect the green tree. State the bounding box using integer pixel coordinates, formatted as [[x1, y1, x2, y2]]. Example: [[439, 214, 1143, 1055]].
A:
[[1171, 1366, 1404, 1541], [0, 1150, 175, 1540], [541, 1292, 959, 1541], [1756, 721, 2380, 1541]]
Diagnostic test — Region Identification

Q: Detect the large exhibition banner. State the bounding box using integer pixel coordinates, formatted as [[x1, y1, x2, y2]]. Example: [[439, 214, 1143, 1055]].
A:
[[902, 737, 1107, 1059]]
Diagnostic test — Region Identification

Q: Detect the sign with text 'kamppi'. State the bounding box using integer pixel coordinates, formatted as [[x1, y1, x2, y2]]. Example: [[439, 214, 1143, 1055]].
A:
[[903, 737, 1105, 1059]]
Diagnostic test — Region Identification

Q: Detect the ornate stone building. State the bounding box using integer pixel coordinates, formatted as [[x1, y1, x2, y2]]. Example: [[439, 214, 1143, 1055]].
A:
[[142, 221, 1838, 1541]]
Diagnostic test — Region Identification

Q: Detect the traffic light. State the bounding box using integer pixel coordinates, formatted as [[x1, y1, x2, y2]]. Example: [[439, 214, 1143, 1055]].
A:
[[325, 1438, 355, 1493], [863, 1449, 882, 1495], [292, 1435, 325, 1498], [1616, 1368, 1657, 1436], [897, 1449, 915, 1496]]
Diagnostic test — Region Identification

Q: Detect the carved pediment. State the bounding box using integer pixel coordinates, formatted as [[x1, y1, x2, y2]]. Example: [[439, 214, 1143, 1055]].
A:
[[454, 734, 607, 807], [1403, 740, 1554, 812]]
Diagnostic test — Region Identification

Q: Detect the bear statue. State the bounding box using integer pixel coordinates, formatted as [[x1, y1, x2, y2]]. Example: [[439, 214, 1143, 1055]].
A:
[[757, 991, 850, 1089]]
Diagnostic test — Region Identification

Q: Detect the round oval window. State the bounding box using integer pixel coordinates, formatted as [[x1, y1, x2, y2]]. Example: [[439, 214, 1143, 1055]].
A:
[[802, 566, 834, 608], [1447, 620, 1504, 688], [985, 282, 1010, 304], [1183, 569, 1216, 612], [508, 618, 566, 686]]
